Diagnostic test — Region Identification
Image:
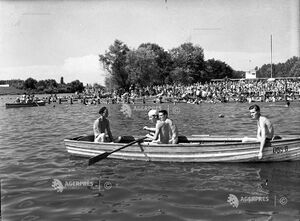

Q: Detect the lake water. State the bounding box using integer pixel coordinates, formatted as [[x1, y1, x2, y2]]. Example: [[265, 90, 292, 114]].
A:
[[1, 95, 300, 221]]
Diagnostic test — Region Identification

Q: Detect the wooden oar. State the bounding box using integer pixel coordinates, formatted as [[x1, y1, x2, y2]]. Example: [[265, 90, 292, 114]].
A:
[[88, 136, 147, 166]]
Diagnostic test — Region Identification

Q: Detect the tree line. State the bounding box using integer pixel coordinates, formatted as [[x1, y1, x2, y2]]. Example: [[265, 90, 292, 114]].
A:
[[2, 77, 85, 94], [99, 40, 300, 90], [256, 56, 300, 78]]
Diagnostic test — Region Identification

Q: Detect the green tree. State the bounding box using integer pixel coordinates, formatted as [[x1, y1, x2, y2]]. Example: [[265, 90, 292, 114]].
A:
[[125, 47, 160, 87], [256, 56, 300, 78], [24, 77, 37, 89], [169, 43, 205, 84], [67, 80, 84, 93], [138, 43, 172, 84], [232, 70, 245, 79], [44, 79, 58, 88], [99, 39, 130, 90], [289, 60, 300, 77], [205, 59, 234, 80], [36, 80, 47, 91]]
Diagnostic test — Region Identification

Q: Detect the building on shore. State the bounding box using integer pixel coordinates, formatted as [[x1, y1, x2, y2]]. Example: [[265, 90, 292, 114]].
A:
[[245, 70, 256, 79]]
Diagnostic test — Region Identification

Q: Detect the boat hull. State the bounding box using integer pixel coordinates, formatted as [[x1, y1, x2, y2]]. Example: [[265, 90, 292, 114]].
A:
[[5, 101, 46, 108], [64, 135, 300, 162]]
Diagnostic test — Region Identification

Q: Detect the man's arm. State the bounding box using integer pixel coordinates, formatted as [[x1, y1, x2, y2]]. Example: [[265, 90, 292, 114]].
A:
[[169, 120, 178, 143], [93, 119, 100, 137], [106, 120, 113, 141], [143, 126, 156, 132], [146, 123, 162, 141], [258, 120, 267, 159]]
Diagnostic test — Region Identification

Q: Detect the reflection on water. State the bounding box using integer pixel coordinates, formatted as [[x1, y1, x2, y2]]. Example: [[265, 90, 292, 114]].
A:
[[0, 95, 300, 220]]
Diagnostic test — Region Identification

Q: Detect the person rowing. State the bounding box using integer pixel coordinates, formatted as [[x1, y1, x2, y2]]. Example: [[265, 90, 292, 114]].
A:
[[158, 110, 179, 144], [93, 107, 113, 143], [243, 104, 274, 159], [143, 109, 170, 144]]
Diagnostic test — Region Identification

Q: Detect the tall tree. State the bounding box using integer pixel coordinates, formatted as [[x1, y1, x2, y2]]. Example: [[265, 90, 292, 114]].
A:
[[205, 59, 234, 80], [99, 39, 130, 90], [36, 80, 47, 91], [138, 43, 173, 84], [67, 80, 84, 93], [289, 60, 300, 77], [23, 77, 37, 89], [169, 43, 205, 84], [125, 47, 161, 87], [256, 56, 300, 78]]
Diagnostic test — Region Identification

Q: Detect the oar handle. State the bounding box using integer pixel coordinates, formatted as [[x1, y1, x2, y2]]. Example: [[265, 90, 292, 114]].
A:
[[88, 136, 147, 165], [110, 137, 146, 155]]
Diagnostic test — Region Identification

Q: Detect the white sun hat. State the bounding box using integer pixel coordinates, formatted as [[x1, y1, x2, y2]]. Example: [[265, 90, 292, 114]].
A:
[[148, 109, 158, 117]]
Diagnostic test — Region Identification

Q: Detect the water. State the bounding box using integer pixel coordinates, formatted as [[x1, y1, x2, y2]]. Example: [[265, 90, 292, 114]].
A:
[[1, 95, 300, 221]]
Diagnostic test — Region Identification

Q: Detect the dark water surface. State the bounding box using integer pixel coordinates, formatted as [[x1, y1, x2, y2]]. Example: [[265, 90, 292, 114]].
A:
[[1, 95, 300, 221]]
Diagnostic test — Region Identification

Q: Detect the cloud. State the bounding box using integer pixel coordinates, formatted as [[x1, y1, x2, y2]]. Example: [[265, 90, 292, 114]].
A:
[[62, 54, 106, 85], [0, 54, 106, 85], [0, 65, 60, 81]]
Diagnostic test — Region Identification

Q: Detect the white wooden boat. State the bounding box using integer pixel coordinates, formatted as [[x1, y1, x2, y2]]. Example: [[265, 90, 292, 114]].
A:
[[64, 135, 300, 162]]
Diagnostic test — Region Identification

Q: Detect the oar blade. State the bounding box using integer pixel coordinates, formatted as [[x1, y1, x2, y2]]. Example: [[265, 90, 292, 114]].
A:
[[88, 152, 110, 166]]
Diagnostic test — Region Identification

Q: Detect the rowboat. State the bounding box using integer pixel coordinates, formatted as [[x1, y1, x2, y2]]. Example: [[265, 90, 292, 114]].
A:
[[64, 135, 300, 162], [5, 101, 46, 108]]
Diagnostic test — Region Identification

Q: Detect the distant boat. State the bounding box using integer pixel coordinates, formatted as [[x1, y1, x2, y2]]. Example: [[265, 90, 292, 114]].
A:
[[64, 135, 300, 162], [5, 101, 46, 108]]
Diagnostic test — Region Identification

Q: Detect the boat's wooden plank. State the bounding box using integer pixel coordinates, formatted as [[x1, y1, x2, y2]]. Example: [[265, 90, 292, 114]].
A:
[[64, 138, 300, 153], [67, 147, 295, 162], [64, 135, 300, 162], [65, 142, 300, 162]]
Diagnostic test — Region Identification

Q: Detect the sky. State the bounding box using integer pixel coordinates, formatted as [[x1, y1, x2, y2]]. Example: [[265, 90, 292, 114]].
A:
[[0, 0, 299, 85]]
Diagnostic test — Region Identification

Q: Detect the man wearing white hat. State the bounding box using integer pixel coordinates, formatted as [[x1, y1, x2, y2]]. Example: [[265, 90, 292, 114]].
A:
[[143, 109, 170, 144]]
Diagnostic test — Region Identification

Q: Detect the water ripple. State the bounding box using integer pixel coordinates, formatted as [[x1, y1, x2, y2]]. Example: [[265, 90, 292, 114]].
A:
[[1, 95, 300, 220]]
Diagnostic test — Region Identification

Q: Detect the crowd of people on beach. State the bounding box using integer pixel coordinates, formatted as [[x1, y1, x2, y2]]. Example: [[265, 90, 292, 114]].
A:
[[22, 78, 299, 105], [101, 78, 300, 104]]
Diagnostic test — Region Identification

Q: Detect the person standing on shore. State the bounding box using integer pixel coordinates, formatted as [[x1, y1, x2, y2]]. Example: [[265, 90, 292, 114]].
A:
[[244, 104, 274, 159]]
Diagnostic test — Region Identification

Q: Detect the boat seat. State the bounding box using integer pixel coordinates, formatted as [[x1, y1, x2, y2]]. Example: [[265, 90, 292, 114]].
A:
[[76, 135, 94, 142], [118, 136, 136, 143], [178, 136, 190, 143], [273, 135, 282, 140]]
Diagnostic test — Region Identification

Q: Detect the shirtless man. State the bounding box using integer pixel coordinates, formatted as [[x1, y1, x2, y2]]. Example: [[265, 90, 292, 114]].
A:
[[158, 110, 179, 144], [143, 109, 169, 144], [93, 107, 113, 142], [248, 104, 274, 160]]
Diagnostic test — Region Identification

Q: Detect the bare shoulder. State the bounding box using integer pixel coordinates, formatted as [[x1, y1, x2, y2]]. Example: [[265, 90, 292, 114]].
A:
[[156, 120, 165, 128], [259, 116, 271, 125], [165, 118, 173, 124]]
